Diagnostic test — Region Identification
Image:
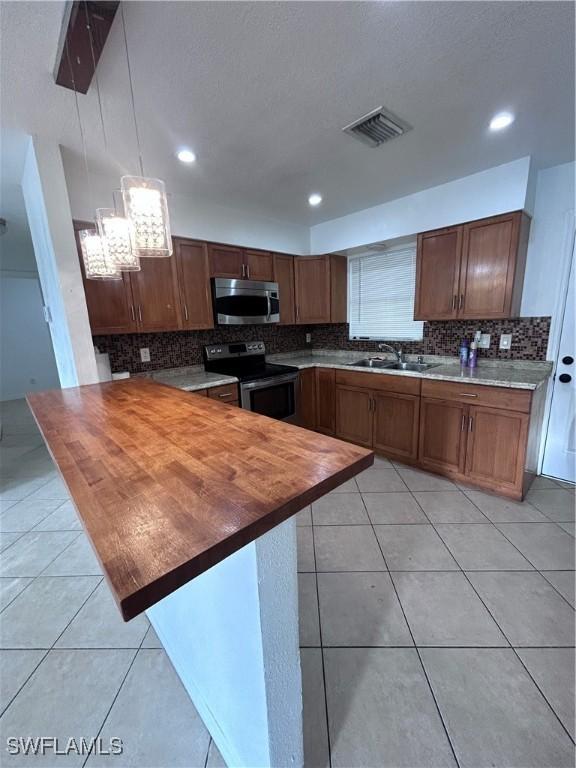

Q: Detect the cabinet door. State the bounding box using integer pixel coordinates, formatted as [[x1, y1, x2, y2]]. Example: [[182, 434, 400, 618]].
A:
[[208, 244, 244, 278], [330, 255, 347, 323], [459, 212, 526, 319], [175, 239, 213, 330], [294, 256, 331, 324], [466, 406, 529, 492], [335, 386, 373, 447], [75, 227, 137, 335], [315, 368, 336, 435], [298, 369, 317, 429], [130, 257, 182, 332], [373, 392, 420, 461], [245, 250, 274, 281], [273, 254, 295, 325], [419, 398, 467, 474], [414, 227, 462, 320]]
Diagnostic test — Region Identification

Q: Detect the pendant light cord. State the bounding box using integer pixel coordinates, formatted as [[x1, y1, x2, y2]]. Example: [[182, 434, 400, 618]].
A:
[[66, 36, 96, 221], [84, 0, 108, 152], [121, 3, 145, 177]]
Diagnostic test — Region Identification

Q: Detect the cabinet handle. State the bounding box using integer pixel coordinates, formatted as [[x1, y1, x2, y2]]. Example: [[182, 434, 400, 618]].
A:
[[246, 264, 250, 279], [138, 305, 142, 323], [459, 393, 478, 398], [452, 295, 457, 310], [461, 413, 466, 432], [459, 294, 464, 309], [218, 393, 232, 399], [296, 306, 300, 321], [183, 304, 189, 322], [468, 416, 474, 432], [130, 305, 135, 322]]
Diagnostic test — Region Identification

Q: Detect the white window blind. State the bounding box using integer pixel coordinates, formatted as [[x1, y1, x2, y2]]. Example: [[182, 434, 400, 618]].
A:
[[348, 247, 424, 341]]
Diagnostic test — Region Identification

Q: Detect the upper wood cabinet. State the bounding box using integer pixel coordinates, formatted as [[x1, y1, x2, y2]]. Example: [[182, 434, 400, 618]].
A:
[[294, 254, 347, 324], [130, 256, 182, 332], [414, 211, 530, 321], [415, 227, 462, 320], [208, 244, 245, 279], [208, 244, 274, 281], [174, 238, 213, 330], [75, 223, 138, 335], [244, 249, 274, 281], [272, 254, 296, 325]]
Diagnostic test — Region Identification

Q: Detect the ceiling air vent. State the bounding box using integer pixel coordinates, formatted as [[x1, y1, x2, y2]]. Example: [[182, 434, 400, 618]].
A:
[[342, 107, 409, 147]]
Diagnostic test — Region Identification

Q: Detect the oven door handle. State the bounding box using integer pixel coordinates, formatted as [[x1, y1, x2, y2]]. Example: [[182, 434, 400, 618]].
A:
[[240, 373, 299, 392]]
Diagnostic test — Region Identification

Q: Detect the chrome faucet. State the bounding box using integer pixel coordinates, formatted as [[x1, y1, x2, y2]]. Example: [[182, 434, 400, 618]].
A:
[[378, 343, 405, 363]]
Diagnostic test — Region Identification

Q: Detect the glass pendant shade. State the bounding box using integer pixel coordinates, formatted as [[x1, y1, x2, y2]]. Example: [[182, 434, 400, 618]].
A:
[[96, 208, 140, 272], [78, 229, 121, 280], [121, 176, 172, 257]]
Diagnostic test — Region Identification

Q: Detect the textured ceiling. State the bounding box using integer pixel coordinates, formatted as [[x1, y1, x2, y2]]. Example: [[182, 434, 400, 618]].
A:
[[1, 0, 574, 229]]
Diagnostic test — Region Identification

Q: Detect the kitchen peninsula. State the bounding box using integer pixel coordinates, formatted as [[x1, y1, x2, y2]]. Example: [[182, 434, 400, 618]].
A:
[[26, 377, 373, 768]]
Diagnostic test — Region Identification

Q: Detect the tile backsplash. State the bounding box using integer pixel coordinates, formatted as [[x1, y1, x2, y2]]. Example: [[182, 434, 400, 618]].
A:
[[95, 316, 550, 374], [311, 317, 551, 361]]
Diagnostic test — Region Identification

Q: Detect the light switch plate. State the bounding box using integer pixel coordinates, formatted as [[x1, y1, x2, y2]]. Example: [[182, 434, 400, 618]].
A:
[[499, 333, 513, 350], [140, 347, 151, 362], [478, 333, 491, 349]]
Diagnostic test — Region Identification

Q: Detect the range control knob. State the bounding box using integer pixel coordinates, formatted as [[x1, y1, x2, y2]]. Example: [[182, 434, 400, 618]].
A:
[[559, 373, 572, 383], [562, 356, 574, 365]]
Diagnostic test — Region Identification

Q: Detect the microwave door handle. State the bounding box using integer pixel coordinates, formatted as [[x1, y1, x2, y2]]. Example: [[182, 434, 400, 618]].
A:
[[266, 293, 271, 321]]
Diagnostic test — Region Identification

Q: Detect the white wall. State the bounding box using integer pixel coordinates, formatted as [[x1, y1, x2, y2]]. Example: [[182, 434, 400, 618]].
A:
[[21, 138, 99, 388], [62, 155, 311, 255], [310, 157, 532, 254], [0, 273, 60, 400], [147, 519, 302, 768]]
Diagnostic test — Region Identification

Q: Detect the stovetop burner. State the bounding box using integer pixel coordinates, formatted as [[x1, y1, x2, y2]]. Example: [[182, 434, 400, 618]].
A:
[[203, 341, 298, 382]]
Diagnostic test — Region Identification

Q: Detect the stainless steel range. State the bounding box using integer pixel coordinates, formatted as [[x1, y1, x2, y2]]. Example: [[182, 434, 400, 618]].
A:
[[204, 341, 299, 423]]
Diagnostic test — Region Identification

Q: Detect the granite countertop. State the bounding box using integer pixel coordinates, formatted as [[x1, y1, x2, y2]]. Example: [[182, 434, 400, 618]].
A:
[[268, 350, 553, 391], [152, 365, 238, 392]]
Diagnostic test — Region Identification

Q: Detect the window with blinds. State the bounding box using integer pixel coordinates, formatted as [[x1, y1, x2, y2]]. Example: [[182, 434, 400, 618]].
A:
[[348, 246, 424, 341]]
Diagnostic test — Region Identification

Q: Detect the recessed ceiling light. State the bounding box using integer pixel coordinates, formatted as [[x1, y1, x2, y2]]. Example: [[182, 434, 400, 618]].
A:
[[308, 193, 322, 207], [489, 112, 514, 132], [177, 149, 196, 163]]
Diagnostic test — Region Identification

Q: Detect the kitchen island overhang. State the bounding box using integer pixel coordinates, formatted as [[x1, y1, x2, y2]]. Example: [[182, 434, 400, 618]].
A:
[[26, 377, 374, 621]]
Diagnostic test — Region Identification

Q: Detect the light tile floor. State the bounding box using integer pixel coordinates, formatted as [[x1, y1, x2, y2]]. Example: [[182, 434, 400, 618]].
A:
[[1, 400, 574, 767]]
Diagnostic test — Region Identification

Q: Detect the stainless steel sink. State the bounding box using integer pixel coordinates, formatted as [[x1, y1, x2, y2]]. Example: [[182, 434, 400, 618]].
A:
[[386, 362, 441, 372], [347, 359, 440, 372], [348, 358, 395, 369]]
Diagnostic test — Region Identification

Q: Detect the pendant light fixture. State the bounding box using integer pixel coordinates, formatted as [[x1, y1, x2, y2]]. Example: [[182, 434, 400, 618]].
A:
[[120, 5, 173, 258], [66, 33, 119, 280]]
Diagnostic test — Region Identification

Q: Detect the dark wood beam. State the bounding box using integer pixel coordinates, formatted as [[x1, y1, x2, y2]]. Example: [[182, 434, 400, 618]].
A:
[[55, 0, 119, 94]]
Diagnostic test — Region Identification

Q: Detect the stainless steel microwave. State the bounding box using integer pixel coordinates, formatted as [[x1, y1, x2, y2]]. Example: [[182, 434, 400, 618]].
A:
[[212, 278, 280, 325]]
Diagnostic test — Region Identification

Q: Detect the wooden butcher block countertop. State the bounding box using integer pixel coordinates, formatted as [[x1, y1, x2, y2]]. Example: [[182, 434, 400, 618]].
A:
[[27, 379, 373, 621]]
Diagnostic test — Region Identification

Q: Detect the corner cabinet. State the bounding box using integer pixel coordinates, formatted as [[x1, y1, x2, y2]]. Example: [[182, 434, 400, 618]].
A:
[[415, 211, 530, 321], [294, 254, 347, 324]]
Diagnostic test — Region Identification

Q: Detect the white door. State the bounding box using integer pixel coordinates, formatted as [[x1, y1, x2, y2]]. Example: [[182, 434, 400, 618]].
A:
[[542, 254, 576, 482]]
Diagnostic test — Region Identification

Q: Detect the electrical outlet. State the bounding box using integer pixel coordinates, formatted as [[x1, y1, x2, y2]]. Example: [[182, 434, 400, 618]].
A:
[[140, 347, 151, 362], [478, 333, 491, 349], [499, 333, 513, 350], [305, 333, 311, 343]]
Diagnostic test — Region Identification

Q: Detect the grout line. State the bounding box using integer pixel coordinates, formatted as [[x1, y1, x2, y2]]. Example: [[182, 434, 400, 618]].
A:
[[311, 500, 333, 768], [356, 476, 463, 768], [204, 738, 212, 768]]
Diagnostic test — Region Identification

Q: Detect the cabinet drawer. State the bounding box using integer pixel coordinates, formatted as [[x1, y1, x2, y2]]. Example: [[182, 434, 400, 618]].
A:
[[421, 379, 531, 413], [335, 370, 421, 396], [207, 383, 239, 404]]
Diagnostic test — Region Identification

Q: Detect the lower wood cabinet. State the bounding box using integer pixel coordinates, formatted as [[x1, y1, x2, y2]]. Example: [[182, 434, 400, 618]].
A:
[[315, 368, 336, 435], [465, 406, 529, 491], [419, 398, 468, 474], [335, 385, 373, 447], [373, 391, 420, 461], [335, 371, 421, 456], [297, 369, 317, 429], [207, 383, 239, 406]]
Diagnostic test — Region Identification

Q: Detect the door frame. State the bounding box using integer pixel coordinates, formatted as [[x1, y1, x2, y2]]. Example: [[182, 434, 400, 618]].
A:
[[539, 210, 576, 473]]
